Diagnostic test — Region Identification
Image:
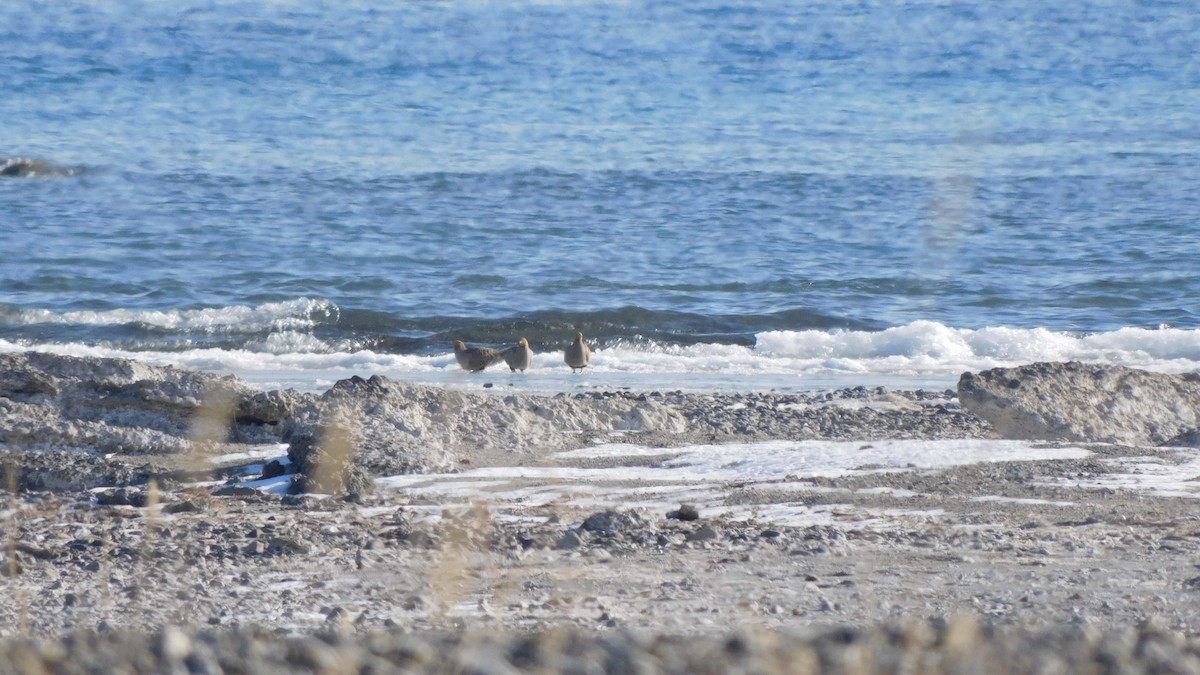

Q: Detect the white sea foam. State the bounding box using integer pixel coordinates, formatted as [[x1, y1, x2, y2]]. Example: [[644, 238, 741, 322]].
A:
[[4, 320, 1199, 394], [753, 321, 1200, 376], [6, 298, 337, 333]]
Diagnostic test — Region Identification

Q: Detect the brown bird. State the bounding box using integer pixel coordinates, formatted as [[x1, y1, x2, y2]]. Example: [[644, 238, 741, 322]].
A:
[[564, 332, 591, 373], [453, 340, 503, 373], [501, 337, 535, 372]]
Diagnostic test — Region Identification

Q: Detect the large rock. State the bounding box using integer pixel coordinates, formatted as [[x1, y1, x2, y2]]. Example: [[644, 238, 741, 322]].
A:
[[283, 374, 689, 480], [0, 351, 261, 455], [958, 362, 1200, 445], [0, 352, 692, 495]]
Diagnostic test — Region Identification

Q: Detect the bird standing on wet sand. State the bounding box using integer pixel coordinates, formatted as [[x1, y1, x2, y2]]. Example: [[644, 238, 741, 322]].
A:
[[564, 332, 591, 373], [453, 340, 503, 373], [501, 337, 535, 372]]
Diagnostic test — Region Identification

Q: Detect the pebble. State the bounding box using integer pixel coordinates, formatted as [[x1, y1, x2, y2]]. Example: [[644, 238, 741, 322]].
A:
[[555, 531, 583, 550], [667, 503, 700, 521]]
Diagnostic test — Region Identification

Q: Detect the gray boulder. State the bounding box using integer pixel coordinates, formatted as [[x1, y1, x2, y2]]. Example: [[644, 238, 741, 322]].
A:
[[0, 351, 260, 456], [0, 352, 691, 496], [1163, 429, 1200, 448], [958, 361, 1200, 445], [283, 374, 688, 479]]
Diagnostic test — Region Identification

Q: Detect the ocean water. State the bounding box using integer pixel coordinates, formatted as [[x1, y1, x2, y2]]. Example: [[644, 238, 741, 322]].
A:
[[3, 0, 1199, 393]]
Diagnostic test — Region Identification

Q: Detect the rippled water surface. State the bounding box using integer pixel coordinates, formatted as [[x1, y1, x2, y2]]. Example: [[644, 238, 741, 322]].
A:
[[2, 0, 1199, 360]]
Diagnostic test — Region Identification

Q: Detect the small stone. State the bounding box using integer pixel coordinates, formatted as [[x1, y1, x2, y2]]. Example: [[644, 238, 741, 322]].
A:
[[666, 503, 700, 521], [581, 510, 637, 535], [687, 525, 718, 542], [213, 485, 260, 498], [555, 530, 584, 550], [402, 595, 428, 611], [163, 500, 200, 514], [94, 488, 146, 508], [270, 536, 312, 554], [588, 548, 613, 561], [159, 626, 192, 661], [260, 459, 288, 479]]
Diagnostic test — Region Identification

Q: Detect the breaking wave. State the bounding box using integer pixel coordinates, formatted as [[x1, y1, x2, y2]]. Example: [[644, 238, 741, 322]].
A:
[[3, 318, 1198, 394]]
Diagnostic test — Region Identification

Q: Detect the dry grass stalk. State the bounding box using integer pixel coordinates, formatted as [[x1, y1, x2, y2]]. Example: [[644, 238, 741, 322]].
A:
[[4, 459, 30, 637], [311, 417, 356, 495], [430, 500, 495, 620], [5, 458, 16, 580], [133, 479, 161, 623], [187, 386, 238, 466]]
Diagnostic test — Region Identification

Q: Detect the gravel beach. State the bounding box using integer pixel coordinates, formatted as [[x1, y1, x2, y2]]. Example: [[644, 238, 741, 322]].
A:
[[2, 352, 1200, 673]]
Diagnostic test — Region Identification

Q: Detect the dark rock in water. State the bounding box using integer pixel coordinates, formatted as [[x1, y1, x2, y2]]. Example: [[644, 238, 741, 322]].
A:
[[0, 157, 78, 177], [959, 362, 1200, 445]]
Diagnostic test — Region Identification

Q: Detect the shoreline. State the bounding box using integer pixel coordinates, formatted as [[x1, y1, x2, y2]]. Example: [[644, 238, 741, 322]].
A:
[[2, 351, 1200, 671]]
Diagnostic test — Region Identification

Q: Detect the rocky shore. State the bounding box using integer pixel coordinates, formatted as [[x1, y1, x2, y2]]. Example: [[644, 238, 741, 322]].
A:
[[2, 351, 1200, 673]]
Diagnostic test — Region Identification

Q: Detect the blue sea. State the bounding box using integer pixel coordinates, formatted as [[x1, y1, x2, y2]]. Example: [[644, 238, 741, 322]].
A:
[[3, 0, 1199, 393]]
